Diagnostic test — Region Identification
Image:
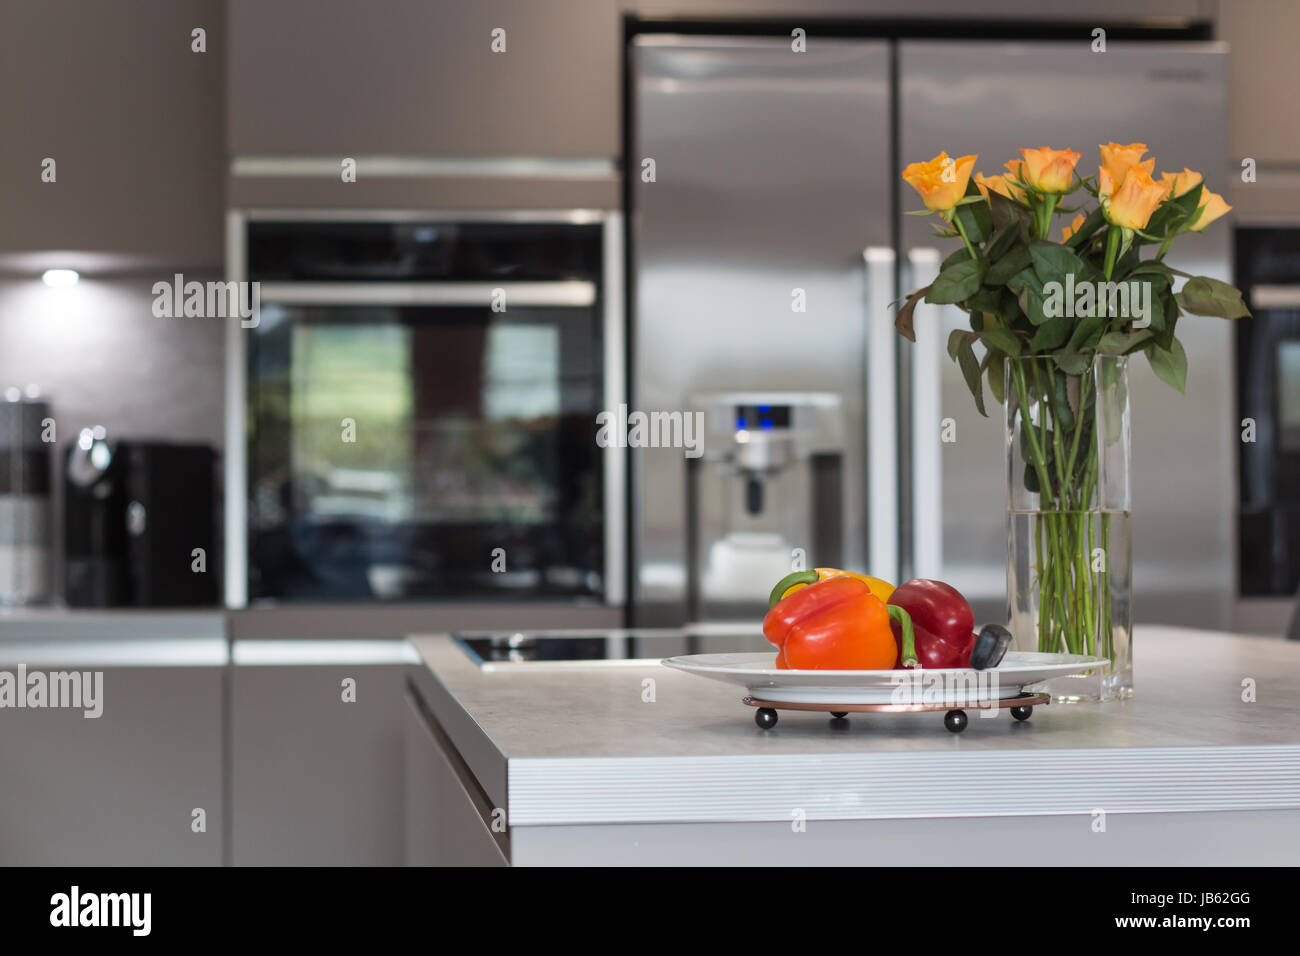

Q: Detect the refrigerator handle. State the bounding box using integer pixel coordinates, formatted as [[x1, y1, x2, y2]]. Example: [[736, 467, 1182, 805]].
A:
[[602, 212, 627, 606], [863, 246, 898, 586], [906, 247, 944, 580]]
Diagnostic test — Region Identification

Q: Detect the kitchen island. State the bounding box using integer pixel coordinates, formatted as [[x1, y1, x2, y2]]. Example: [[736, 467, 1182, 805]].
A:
[[404, 627, 1300, 866]]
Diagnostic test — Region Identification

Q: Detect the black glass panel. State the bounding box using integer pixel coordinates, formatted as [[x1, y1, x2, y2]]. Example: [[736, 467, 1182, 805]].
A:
[[1235, 227, 1300, 595], [247, 302, 603, 602], [248, 221, 602, 282]]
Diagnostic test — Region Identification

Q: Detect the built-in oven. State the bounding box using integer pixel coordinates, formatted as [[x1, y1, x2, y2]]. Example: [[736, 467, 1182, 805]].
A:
[[224, 212, 624, 606], [1236, 228, 1300, 598]]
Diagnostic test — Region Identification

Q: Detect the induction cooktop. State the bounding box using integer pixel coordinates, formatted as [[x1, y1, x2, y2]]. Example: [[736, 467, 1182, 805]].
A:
[[454, 627, 768, 670]]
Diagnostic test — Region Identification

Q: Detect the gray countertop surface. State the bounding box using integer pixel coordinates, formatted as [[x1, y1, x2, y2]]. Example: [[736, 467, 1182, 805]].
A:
[[408, 626, 1300, 826]]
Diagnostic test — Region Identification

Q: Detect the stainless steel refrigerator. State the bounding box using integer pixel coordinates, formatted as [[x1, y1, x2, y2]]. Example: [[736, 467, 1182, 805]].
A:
[[631, 34, 1233, 629]]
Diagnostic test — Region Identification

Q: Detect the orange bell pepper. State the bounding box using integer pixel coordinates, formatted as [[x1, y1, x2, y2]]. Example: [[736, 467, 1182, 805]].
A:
[[763, 575, 917, 670]]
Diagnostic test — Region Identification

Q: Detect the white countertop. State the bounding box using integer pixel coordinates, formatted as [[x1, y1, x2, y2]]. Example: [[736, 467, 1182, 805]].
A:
[[408, 626, 1300, 826]]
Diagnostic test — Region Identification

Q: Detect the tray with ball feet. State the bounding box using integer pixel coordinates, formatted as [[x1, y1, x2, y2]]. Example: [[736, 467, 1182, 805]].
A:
[[742, 690, 1052, 733]]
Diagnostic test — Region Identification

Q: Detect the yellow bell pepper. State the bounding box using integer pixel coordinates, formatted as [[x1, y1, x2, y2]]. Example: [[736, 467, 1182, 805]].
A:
[[768, 568, 895, 608]]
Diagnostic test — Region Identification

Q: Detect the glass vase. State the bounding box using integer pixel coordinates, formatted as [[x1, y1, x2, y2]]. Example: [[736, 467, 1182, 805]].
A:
[[1006, 355, 1133, 702]]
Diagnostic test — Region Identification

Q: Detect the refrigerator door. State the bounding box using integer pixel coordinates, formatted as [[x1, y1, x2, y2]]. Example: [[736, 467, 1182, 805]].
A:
[[632, 36, 893, 626], [899, 41, 1232, 627]]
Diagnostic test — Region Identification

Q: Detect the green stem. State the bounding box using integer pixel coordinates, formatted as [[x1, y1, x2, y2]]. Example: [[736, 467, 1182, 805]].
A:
[[1036, 194, 1059, 241], [1102, 227, 1120, 281], [1012, 363, 1054, 507], [767, 570, 819, 608], [888, 605, 918, 668], [951, 212, 980, 261]]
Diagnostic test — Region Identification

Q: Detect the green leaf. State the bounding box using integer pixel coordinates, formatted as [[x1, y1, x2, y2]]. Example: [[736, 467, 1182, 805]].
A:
[[966, 287, 1005, 314], [941, 247, 970, 273], [1153, 296, 1179, 349], [1097, 328, 1152, 355], [1023, 462, 1040, 495], [982, 347, 1007, 404], [894, 285, 931, 343], [955, 335, 987, 417], [1031, 314, 1071, 351], [928, 258, 983, 304], [980, 327, 1022, 356], [984, 222, 1019, 263], [1029, 242, 1088, 288], [1018, 286, 1050, 326], [1050, 369, 1076, 433], [987, 190, 1028, 232], [951, 180, 993, 244], [985, 246, 1033, 287], [1176, 276, 1252, 319], [947, 328, 972, 360], [1146, 337, 1188, 392], [1066, 315, 1106, 353], [1053, 350, 1089, 375], [1146, 183, 1204, 237]]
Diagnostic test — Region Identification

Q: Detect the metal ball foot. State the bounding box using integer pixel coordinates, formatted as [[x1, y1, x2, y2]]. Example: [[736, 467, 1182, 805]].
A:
[[755, 707, 779, 730], [1010, 704, 1034, 722], [830, 711, 848, 719], [944, 709, 968, 734]]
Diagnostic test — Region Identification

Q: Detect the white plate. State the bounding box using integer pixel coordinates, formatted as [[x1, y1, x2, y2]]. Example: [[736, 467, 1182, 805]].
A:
[[661, 650, 1108, 705]]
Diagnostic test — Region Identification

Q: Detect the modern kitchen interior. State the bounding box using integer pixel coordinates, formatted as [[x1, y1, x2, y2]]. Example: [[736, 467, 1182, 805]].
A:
[[3, 0, 1300, 874]]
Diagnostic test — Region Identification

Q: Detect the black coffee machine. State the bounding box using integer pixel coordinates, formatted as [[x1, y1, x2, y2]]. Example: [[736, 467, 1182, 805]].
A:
[[64, 433, 218, 607]]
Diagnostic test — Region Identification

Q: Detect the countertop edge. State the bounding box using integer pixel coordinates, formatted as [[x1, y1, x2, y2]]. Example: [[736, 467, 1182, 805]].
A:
[[505, 745, 1300, 826]]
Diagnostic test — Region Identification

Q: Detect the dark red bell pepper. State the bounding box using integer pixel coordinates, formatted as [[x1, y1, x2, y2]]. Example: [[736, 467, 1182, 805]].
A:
[[887, 578, 977, 669]]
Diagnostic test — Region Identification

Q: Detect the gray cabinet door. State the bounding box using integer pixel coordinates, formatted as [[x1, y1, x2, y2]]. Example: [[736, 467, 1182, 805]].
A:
[[230, 656, 410, 865], [0, 0, 224, 269], [227, 0, 618, 158], [0, 658, 224, 866], [403, 691, 507, 866], [899, 41, 1233, 629]]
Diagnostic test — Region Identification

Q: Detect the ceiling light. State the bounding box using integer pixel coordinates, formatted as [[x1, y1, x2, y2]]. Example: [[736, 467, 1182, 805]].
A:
[[42, 268, 79, 287]]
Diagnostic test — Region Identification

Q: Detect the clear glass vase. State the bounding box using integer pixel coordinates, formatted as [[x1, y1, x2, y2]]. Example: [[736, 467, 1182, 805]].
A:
[[1006, 355, 1133, 702]]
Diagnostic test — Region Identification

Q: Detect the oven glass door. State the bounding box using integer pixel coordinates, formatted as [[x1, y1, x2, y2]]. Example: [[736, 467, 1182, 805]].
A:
[[246, 290, 604, 602]]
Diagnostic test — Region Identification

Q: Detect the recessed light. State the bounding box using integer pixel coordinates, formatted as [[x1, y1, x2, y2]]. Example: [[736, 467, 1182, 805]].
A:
[[42, 268, 79, 287]]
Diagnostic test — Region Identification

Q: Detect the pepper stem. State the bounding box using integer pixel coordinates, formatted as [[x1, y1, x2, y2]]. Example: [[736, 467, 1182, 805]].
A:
[[767, 570, 819, 609], [887, 605, 919, 669]]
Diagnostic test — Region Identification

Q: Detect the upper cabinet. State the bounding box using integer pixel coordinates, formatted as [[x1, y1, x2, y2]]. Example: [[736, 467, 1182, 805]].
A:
[[1221, 0, 1300, 168], [0, 0, 224, 270], [1219, 0, 1300, 222], [226, 0, 619, 158]]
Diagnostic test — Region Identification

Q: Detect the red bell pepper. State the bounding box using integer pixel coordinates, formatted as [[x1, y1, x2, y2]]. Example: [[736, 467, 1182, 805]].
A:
[[886, 578, 977, 669]]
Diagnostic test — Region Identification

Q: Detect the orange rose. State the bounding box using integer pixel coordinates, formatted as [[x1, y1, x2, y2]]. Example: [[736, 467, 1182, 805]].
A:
[[1160, 167, 1202, 198], [901, 152, 978, 212], [1062, 213, 1086, 241], [1018, 147, 1082, 193], [1102, 163, 1171, 231], [1189, 186, 1231, 231], [975, 172, 1025, 203], [1099, 142, 1153, 191]]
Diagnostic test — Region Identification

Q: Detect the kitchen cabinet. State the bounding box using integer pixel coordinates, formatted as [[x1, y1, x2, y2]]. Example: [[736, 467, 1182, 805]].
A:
[[0, 0, 224, 270], [408, 628, 1300, 866], [403, 692, 507, 866], [1220, 0, 1300, 222], [229, 642, 415, 866], [1221, 0, 1300, 169], [227, 0, 618, 159], [0, 638, 227, 866]]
